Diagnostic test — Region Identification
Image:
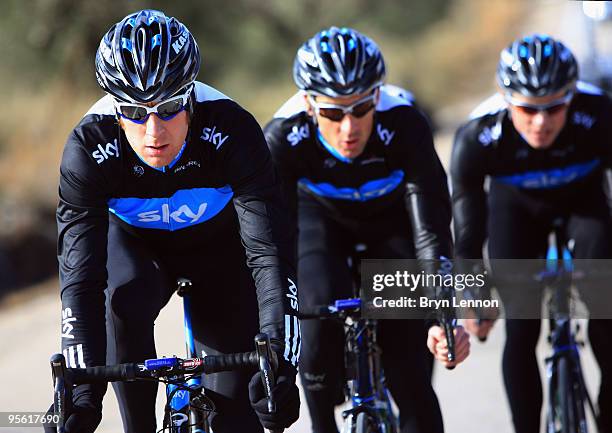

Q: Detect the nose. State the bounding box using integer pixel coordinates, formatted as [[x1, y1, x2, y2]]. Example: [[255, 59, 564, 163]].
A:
[[531, 111, 549, 126], [145, 113, 166, 138], [339, 114, 358, 135]]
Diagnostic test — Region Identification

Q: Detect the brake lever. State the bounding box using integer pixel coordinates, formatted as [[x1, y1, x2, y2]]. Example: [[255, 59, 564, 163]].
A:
[[254, 334, 284, 433], [50, 353, 71, 432]]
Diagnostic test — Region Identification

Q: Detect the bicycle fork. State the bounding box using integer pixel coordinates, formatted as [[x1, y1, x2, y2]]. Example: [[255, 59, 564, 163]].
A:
[[342, 319, 397, 433]]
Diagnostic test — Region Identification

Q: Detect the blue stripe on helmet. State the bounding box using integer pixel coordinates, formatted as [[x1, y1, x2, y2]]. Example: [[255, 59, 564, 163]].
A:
[[121, 38, 132, 51], [151, 34, 162, 49]]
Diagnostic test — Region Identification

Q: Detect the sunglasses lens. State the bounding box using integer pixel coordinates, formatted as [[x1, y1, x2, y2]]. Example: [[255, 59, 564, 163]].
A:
[[515, 106, 538, 115], [352, 101, 375, 118], [319, 108, 345, 122], [515, 103, 568, 116], [545, 103, 567, 115], [120, 106, 148, 122], [157, 100, 184, 119], [117, 97, 186, 123]]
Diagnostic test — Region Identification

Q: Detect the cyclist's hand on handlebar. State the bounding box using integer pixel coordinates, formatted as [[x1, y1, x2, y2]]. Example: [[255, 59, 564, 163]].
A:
[[427, 325, 470, 368], [248, 358, 300, 430], [463, 304, 499, 342], [43, 384, 105, 433], [463, 318, 495, 342]]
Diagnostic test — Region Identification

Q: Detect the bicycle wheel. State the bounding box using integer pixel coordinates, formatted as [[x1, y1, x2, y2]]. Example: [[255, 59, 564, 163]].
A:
[[548, 356, 578, 433], [571, 368, 589, 433], [355, 412, 376, 433]]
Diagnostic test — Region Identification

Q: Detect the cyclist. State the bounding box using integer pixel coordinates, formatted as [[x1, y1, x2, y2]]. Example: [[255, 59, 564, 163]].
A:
[[264, 27, 470, 433], [452, 34, 612, 433], [46, 9, 300, 433]]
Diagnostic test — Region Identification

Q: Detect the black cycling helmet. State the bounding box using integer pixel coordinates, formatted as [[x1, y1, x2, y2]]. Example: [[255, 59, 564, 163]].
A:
[[95, 9, 200, 103], [293, 27, 386, 97], [496, 34, 578, 97]]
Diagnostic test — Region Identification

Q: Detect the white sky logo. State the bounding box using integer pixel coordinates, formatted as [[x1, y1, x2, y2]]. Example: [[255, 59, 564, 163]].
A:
[[61, 307, 76, 339], [137, 203, 208, 224], [201, 126, 230, 149], [92, 139, 119, 164], [286, 278, 298, 310], [287, 124, 309, 146], [376, 124, 395, 145]]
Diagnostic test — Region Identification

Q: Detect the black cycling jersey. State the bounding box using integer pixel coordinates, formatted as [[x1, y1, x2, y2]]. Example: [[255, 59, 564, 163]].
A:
[[265, 84, 448, 433], [264, 84, 452, 260], [57, 81, 300, 370], [452, 81, 612, 259], [451, 82, 612, 433]]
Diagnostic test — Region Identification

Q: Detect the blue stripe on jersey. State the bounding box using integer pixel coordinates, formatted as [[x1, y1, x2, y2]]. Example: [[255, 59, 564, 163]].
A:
[[108, 186, 234, 231], [299, 170, 404, 201], [494, 159, 600, 189]]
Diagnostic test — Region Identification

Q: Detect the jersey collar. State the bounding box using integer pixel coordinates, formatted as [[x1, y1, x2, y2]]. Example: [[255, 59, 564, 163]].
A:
[[316, 130, 354, 164], [134, 141, 187, 173]]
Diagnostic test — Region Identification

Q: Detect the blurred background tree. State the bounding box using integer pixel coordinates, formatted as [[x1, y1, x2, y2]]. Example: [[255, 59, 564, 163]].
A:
[[0, 0, 452, 95], [0, 0, 526, 293]]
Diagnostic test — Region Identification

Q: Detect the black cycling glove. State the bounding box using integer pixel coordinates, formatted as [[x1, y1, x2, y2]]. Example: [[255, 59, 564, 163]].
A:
[[43, 383, 106, 433], [248, 359, 300, 430]]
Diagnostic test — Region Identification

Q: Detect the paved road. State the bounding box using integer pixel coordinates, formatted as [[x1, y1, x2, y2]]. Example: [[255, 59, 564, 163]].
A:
[[0, 2, 607, 432], [0, 280, 601, 433]]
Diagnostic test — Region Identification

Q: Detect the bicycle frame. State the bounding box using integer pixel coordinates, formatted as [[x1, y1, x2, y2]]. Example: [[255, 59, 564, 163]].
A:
[[310, 299, 397, 433], [165, 279, 209, 433], [167, 279, 282, 433], [543, 220, 600, 433], [342, 316, 397, 433], [49, 277, 280, 433]]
